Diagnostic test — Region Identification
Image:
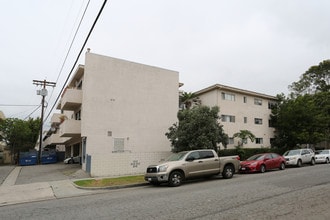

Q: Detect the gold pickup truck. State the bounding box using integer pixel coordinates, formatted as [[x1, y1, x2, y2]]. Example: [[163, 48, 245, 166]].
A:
[[144, 149, 240, 187]]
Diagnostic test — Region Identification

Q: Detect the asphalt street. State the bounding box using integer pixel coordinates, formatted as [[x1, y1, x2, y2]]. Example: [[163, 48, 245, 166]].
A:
[[0, 163, 330, 219]]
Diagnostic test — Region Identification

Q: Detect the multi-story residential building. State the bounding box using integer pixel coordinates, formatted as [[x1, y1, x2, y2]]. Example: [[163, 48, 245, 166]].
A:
[[47, 51, 179, 177], [194, 84, 277, 149]]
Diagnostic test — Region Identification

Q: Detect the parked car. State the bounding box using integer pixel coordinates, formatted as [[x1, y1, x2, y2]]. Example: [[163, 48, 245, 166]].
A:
[[283, 149, 315, 167], [315, 150, 330, 164], [240, 153, 286, 173], [144, 149, 240, 187], [64, 156, 81, 164]]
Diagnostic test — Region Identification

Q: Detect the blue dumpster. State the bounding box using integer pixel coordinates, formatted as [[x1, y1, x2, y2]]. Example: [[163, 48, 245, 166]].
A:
[[19, 151, 37, 166], [41, 150, 57, 164]]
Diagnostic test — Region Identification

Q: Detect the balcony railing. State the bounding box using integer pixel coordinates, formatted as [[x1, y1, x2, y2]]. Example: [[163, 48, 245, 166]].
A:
[[59, 88, 82, 110], [59, 119, 81, 137]]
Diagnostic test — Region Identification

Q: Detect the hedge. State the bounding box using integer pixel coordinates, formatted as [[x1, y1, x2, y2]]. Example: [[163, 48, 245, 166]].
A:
[[218, 147, 287, 161]]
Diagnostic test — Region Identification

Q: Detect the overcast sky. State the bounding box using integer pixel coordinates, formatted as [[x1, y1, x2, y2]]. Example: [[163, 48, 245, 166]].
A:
[[1, 0, 330, 122]]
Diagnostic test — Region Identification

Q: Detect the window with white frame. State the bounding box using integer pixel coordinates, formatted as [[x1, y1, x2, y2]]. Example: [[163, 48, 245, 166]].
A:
[[254, 118, 263, 125], [256, 138, 263, 144], [228, 138, 234, 144], [244, 117, 247, 123], [243, 96, 247, 103], [254, 98, 262, 105], [268, 101, 276, 109], [221, 92, 235, 101], [222, 115, 235, 122]]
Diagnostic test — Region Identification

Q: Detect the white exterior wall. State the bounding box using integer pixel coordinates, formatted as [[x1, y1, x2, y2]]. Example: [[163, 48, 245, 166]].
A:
[[81, 52, 178, 176], [90, 151, 172, 177], [197, 86, 276, 149]]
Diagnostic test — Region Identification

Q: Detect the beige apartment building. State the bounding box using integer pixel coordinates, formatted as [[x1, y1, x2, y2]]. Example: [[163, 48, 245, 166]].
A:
[[195, 84, 277, 149], [44, 51, 278, 176], [46, 52, 179, 177]]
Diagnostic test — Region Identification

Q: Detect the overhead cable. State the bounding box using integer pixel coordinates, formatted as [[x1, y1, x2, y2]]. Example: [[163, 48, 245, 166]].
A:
[[44, 0, 108, 122]]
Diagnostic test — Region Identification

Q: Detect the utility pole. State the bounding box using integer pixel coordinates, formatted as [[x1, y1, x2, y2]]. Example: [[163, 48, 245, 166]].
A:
[[33, 80, 56, 164]]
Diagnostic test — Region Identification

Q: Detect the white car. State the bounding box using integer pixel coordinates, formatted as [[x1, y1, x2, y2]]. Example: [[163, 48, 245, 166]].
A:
[[315, 150, 330, 164], [283, 149, 315, 167], [64, 156, 81, 164]]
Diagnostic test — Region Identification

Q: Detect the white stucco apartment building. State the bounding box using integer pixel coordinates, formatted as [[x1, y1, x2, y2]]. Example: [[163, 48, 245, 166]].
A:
[[45, 51, 278, 177], [49, 52, 179, 177], [195, 84, 277, 149]]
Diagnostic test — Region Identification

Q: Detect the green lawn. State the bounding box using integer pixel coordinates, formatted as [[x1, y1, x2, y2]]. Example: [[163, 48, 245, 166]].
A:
[[74, 175, 146, 187]]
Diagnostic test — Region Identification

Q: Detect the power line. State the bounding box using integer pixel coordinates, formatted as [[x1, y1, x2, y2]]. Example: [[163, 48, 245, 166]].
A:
[[24, 105, 41, 120], [44, 0, 108, 122], [47, 0, 91, 105], [0, 104, 39, 106]]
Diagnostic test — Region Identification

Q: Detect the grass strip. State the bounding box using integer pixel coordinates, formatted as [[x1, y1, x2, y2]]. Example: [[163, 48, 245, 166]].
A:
[[74, 175, 145, 187]]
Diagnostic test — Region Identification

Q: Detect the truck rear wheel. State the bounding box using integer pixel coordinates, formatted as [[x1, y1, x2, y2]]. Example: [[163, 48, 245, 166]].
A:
[[168, 171, 183, 187], [222, 165, 234, 179]]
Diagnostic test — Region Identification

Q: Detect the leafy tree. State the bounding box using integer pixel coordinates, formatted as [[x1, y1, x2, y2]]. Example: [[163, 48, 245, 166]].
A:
[[272, 60, 330, 149], [271, 93, 329, 149], [289, 59, 330, 97], [165, 106, 227, 152], [233, 130, 255, 147], [0, 117, 40, 163], [179, 92, 201, 110]]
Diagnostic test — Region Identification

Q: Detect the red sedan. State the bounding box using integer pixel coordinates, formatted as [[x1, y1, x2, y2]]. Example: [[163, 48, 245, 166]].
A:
[[240, 153, 286, 173]]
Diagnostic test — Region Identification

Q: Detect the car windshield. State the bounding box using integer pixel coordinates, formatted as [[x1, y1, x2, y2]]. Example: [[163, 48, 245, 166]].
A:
[[166, 152, 188, 161], [283, 150, 300, 156], [316, 150, 329, 155], [247, 154, 265, 161]]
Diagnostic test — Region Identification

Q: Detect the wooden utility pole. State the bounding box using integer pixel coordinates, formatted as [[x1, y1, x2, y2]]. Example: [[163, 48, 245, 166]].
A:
[[33, 80, 56, 164]]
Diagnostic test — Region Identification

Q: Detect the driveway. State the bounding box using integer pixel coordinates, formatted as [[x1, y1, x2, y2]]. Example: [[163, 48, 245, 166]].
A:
[[1, 163, 90, 185], [0, 166, 15, 184]]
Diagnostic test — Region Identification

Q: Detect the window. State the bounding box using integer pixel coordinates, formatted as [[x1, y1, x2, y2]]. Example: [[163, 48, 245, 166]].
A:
[[254, 98, 262, 105], [222, 115, 235, 122], [271, 153, 279, 159], [254, 118, 263, 125], [268, 101, 276, 109], [243, 96, 247, 103], [244, 117, 247, 124], [256, 138, 263, 144], [200, 151, 215, 159], [187, 151, 200, 160], [228, 138, 234, 144], [75, 110, 81, 120], [221, 92, 235, 101]]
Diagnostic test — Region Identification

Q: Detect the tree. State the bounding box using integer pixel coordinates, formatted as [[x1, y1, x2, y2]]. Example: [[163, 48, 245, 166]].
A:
[[271, 60, 330, 149], [0, 117, 40, 163], [179, 92, 201, 110], [271, 92, 329, 149], [165, 106, 228, 152], [233, 130, 255, 147], [289, 59, 330, 97]]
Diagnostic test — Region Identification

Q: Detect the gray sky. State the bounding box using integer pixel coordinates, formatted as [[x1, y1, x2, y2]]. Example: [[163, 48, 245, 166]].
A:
[[1, 0, 330, 122]]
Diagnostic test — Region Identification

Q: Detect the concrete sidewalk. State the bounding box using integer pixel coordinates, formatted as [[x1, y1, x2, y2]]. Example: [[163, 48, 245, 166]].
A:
[[0, 165, 104, 207]]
